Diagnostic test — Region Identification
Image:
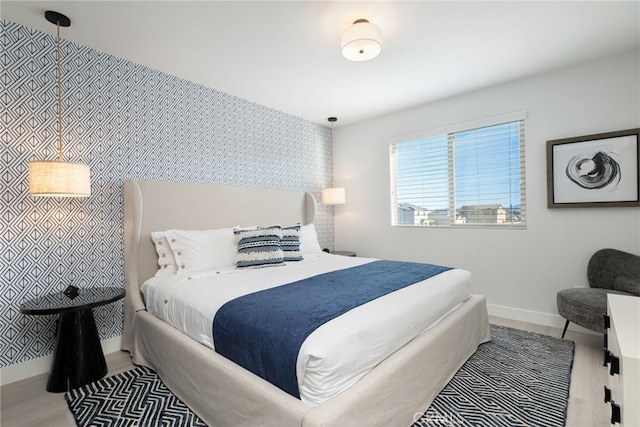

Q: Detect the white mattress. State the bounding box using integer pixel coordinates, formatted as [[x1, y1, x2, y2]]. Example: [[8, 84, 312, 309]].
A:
[[141, 253, 471, 405]]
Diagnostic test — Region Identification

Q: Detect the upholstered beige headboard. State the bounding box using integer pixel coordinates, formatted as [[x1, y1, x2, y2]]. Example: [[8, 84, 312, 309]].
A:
[[123, 180, 316, 312]]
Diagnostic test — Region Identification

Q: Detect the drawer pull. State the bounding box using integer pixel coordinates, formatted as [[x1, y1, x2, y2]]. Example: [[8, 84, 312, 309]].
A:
[[604, 314, 610, 329], [604, 332, 608, 351], [610, 355, 620, 376], [604, 349, 611, 367], [604, 386, 612, 403], [610, 402, 621, 424]]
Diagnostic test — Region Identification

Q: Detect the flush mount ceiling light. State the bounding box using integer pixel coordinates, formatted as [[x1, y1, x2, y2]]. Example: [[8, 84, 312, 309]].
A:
[[29, 11, 91, 197], [341, 19, 382, 62]]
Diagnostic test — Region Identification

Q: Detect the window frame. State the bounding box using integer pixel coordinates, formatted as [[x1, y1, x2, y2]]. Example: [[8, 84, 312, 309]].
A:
[[389, 112, 527, 229]]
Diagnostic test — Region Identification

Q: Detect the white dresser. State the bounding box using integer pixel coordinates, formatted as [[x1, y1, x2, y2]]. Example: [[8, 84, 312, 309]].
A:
[[605, 294, 640, 427]]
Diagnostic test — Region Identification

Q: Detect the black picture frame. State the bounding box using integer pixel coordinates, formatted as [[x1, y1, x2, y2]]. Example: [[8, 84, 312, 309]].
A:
[[546, 128, 640, 208]]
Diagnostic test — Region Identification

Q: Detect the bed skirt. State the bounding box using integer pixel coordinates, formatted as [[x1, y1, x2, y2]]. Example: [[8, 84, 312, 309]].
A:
[[124, 294, 490, 427]]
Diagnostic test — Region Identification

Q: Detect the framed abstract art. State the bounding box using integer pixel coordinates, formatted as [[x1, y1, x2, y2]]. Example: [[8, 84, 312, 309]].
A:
[[547, 128, 640, 208]]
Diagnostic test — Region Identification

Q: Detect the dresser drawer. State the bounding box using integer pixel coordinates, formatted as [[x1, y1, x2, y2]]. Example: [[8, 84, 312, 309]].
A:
[[605, 295, 640, 427]]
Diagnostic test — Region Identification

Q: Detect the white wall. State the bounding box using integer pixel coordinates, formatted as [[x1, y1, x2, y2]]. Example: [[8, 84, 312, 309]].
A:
[[332, 50, 640, 322]]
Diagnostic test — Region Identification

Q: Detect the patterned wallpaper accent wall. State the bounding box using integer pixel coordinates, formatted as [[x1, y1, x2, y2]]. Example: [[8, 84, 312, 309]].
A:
[[0, 20, 334, 368]]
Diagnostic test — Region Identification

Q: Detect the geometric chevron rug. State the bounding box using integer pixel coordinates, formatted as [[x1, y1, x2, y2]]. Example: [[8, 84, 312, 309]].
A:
[[413, 324, 575, 427], [65, 324, 574, 427], [65, 366, 207, 427]]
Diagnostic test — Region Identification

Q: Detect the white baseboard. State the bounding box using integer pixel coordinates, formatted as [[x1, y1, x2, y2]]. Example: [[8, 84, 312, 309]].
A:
[[487, 303, 599, 336], [0, 335, 122, 387]]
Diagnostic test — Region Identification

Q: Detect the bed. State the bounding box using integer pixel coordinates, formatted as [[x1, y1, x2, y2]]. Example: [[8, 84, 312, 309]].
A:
[[122, 179, 490, 427]]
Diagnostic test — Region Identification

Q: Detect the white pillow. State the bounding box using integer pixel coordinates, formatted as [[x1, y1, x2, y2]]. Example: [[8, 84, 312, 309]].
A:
[[164, 227, 238, 273], [151, 232, 178, 276], [299, 223, 322, 254]]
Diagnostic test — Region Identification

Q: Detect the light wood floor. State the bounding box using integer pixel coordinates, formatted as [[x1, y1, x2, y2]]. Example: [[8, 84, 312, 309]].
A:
[[1, 317, 610, 427]]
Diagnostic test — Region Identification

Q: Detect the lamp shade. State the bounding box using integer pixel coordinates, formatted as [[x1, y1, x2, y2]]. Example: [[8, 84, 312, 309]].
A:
[[29, 161, 91, 197], [341, 19, 382, 61], [322, 187, 346, 205]]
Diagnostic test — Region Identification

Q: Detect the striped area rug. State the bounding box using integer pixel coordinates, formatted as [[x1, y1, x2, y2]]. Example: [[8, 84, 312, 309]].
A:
[[65, 324, 573, 426], [65, 366, 206, 426], [413, 324, 574, 426]]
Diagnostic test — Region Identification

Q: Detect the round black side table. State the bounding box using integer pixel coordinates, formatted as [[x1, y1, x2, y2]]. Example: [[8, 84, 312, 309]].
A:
[[19, 286, 125, 392]]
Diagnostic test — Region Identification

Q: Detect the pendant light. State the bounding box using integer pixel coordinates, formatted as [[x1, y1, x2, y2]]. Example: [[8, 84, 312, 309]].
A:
[[322, 187, 346, 205], [29, 11, 90, 197], [322, 117, 345, 205]]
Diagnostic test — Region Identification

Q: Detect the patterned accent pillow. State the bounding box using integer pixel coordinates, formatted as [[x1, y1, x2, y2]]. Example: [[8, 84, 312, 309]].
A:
[[234, 226, 284, 268], [281, 224, 303, 262]]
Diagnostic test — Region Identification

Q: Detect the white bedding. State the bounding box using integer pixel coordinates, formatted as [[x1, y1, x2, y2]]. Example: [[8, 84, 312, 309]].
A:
[[141, 253, 471, 405]]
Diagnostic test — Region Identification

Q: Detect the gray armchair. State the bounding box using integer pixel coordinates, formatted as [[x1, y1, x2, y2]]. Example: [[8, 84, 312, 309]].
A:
[[557, 248, 640, 338]]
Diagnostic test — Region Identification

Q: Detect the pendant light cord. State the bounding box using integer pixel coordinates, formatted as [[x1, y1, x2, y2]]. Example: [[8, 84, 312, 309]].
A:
[[56, 20, 63, 162]]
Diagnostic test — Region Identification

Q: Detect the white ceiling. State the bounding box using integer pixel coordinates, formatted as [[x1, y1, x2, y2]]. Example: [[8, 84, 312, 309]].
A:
[[2, 1, 639, 127]]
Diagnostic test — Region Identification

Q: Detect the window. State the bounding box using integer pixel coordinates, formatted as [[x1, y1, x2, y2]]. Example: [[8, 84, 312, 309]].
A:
[[390, 112, 526, 228]]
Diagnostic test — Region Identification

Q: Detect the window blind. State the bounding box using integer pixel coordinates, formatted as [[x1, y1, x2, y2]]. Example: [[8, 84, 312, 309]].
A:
[[390, 115, 526, 228]]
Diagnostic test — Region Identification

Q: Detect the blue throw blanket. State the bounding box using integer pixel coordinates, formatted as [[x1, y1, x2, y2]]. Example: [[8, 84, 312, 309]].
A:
[[213, 260, 451, 398]]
